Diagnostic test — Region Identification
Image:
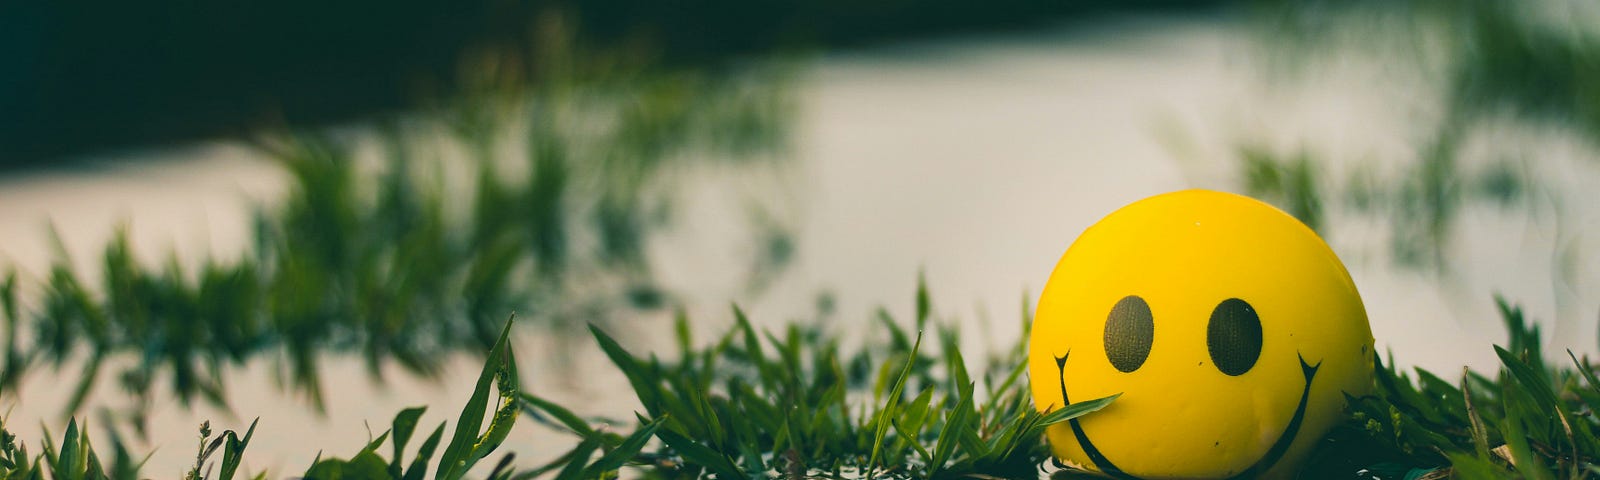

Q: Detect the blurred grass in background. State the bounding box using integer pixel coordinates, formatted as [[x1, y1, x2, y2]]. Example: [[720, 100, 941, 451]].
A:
[[1243, 0, 1595, 274], [0, 17, 796, 430]]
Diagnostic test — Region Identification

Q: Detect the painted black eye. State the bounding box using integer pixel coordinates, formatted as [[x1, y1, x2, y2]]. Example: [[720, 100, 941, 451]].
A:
[[1104, 295, 1154, 373], [1207, 298, 1263, 376]]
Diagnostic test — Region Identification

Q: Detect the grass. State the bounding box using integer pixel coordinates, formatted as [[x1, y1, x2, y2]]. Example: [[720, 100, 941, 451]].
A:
[[0, 280, 1123, 480], [5, 280, 1600, 479], [1289, 296, 1600, 479], [1236, 141, 1530, 273], [1226, 17, 1600, 476], [1245, 0, 1594, 274], [0, 54, 795, 423], [522, 281, 1116, 480]]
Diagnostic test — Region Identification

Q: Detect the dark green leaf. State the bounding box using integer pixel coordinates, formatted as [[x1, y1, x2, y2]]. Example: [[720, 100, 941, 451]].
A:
[[402, 423, 446, 480], [519, 394, 594, 437], [656, 427, 742, 479], [219, 418, 258, 480], [435, 316, 515, 480], [388, 407, 425, 479], [550, 434, 600, 480], [581, 417, 663, 478]]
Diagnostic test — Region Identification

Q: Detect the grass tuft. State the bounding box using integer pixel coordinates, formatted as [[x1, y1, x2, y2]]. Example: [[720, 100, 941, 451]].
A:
[[3, 284, 1600, 479], [527, 277, 1115, 480]]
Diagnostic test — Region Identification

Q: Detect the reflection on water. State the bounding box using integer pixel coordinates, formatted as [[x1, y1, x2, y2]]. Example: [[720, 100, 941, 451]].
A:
[[0, 10, 1598, 477]]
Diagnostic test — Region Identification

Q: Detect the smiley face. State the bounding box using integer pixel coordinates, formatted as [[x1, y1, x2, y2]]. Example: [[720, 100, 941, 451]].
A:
[[1027, 190, 1373, 479]]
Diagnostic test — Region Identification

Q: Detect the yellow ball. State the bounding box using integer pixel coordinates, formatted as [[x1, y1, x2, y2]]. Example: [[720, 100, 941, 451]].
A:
[[1027, 189, 1373, 479]]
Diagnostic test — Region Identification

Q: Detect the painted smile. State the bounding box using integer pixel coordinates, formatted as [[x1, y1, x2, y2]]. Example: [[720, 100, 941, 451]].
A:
[[1052, 352, 1321, 480]]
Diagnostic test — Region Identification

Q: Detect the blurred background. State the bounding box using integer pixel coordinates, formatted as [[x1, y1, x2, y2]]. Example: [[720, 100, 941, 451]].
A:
[[2, 0, 1598, 476]]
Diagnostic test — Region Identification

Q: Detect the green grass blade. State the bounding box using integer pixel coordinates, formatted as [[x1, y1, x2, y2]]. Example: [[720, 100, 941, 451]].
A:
[[360, 432, 391, 458], [732, 305, 781, 391], [948, 345, 973, 402], [915, 271, 931, 331], [1502, 414, 1555, 480], [219, 418, 258, 480], [724, 399, 767, 474], [898, 386, 936, 442], [929, 392, 974, 474], [655, 427, 743, 478], [1459, 370, 1492, 461], [1035, 394, 1119, 428], [434, 316, 515, 480], [58, 418, 82, 480], [892, 417, 933, 464], [343, 451, 389, 480], [589, 325, 663, 418], [519, 394, 595, 437], [469, 347, 520, 460], [1446, 452, 1512, 479], [674, 308, 693, 363], [1495, 346, 1558, 414], [867, 330, 922, 478], [389, 407, 426, 478], [551, 434, 601, 480], [1567, 350, 1600, 398], [580, 416, 663, 478], [84, 444, 105, 480], [402, 423, 446, 480]]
